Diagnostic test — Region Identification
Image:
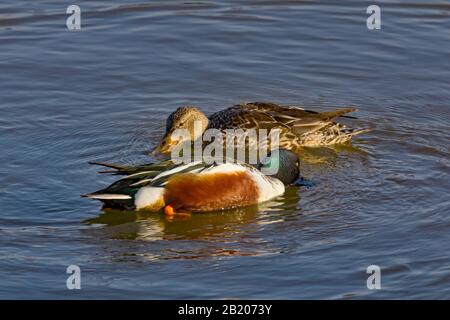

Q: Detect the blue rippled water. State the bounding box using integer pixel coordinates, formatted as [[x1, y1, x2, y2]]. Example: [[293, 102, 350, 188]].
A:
[[0, 0, 449, 299]]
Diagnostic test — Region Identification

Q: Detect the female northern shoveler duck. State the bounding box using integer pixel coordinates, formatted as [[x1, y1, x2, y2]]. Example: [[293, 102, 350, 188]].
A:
[[153, 101, 370, 155], [83, 149, 300, 216]]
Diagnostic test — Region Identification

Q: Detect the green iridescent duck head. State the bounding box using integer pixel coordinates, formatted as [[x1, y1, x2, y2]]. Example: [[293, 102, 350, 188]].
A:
[[258, 149, 300, 185]]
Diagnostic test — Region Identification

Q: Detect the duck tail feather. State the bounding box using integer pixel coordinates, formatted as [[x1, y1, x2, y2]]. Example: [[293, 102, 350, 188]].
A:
[[341, 127, 372, 136], [319, 107, 357, 121], [338, 114, 358, 119], [88, 161, 128, 170], [81, 193, 132, 200]]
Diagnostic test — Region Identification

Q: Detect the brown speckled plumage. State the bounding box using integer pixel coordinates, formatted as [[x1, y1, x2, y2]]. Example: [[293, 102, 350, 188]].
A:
[[154, 101, 370, 155], [207, 102, 369, 151]]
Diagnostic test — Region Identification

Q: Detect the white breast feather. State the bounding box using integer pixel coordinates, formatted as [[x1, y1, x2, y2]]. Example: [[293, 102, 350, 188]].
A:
[[247, 169, 285, 202], [134, 187, 165, 210]]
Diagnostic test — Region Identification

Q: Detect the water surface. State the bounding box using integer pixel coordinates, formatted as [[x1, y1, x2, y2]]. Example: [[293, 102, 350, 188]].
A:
[[0, 0, 449, 299]]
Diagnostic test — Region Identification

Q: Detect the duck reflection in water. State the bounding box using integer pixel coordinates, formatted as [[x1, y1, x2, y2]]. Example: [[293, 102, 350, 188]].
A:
[[83, 189, 302, 261]]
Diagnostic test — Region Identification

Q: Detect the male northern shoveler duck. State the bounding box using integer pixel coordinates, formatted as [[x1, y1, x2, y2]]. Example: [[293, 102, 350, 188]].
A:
[[83, 149, 300, 216], [153, 101, 370, 155]]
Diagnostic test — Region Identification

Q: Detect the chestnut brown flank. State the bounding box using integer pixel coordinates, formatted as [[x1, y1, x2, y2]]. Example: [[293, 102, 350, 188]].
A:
[[165, 171, 259, 212]]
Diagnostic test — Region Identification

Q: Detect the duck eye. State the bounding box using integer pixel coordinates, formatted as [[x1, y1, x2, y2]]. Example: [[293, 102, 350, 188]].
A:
[[178, 122, 184, 127]]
